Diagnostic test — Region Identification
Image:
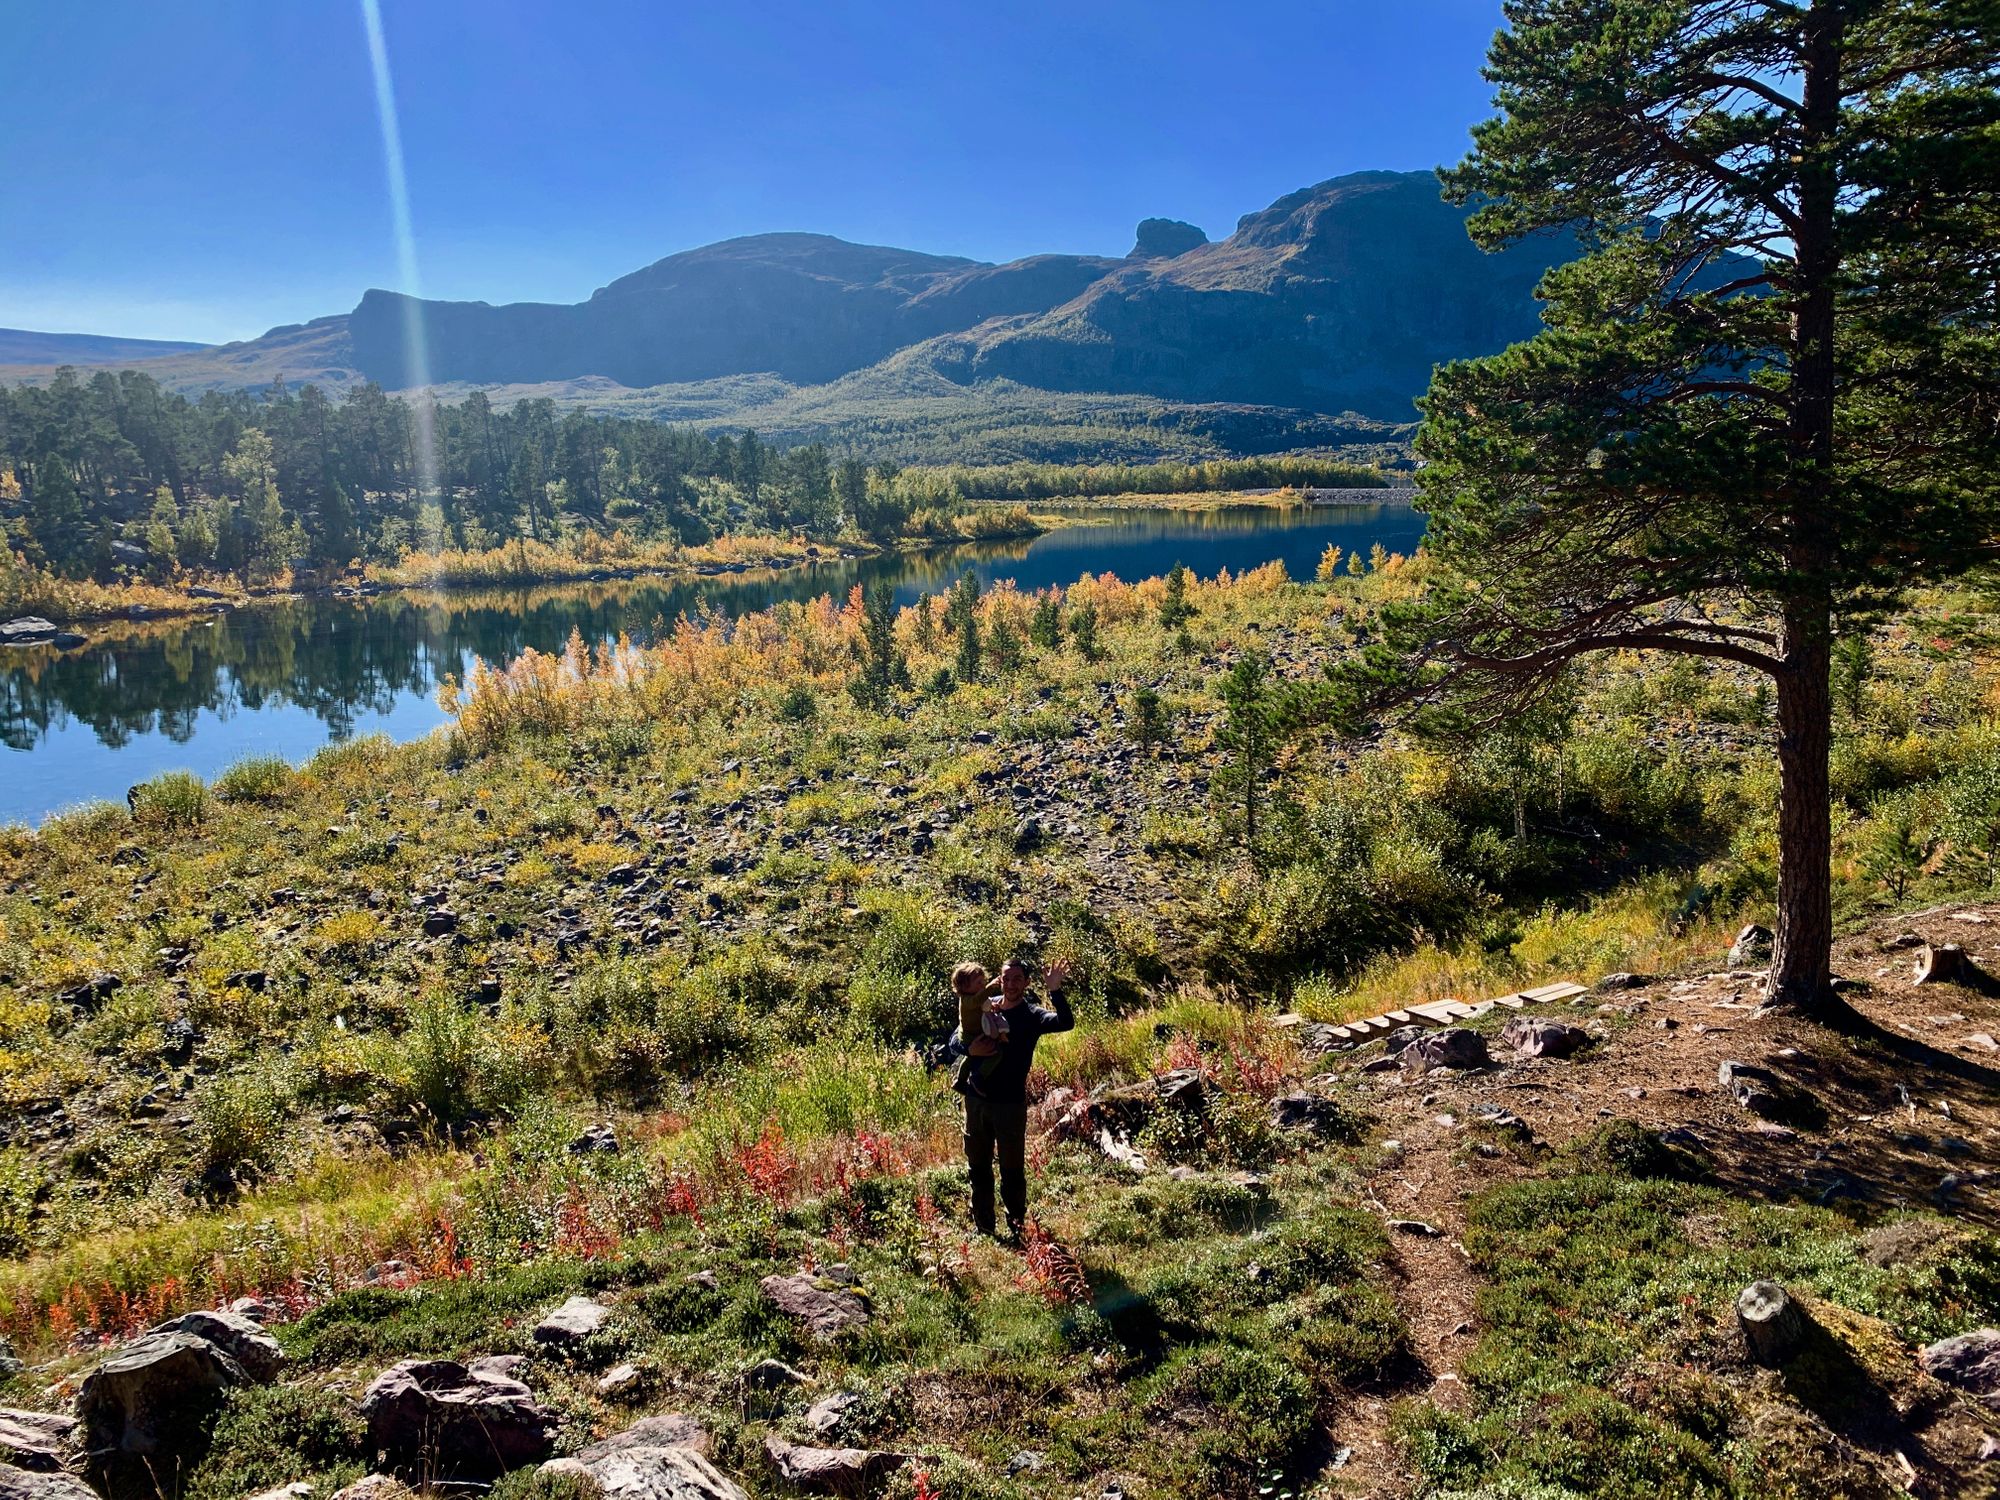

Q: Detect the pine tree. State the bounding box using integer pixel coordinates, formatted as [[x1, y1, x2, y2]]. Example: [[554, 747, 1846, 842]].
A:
[[948, 571, 982, 684], [1343, 0, 2000, 1010]]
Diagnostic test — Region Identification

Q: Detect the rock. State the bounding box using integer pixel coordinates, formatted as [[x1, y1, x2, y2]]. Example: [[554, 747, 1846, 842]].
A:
[[569, 1124, 620, 1155], [532, 1295, 612, 1348], [1387, 1218, 1442, 1237], [76, 1330, 250, 1455], [1269, 1093, 1353, 1138], [55, 974, 120, 1012], [0, 619, 59, 647], [742, 1358, 813, 1391], [357, 1358, 553, 1478], [805, 1392, 863, 1437], [1499, 1017, 1591, 1059], [228, 1296, 277, 1324], [1594, 972, 1650, 990], [1129, 217, 1209, 259], [1070, 1069, 1207, 1139], [1400, 1028, 1489, 1073], [1922, 1329, 2000, 1406], [149, 1308, 285, 1382], [422, 909, 460, 937], [1882, 930, 1926, 951], [1728, 923, 1774, 968], [1717, 1060, 1818, 1126], [544, 1415, 743, 1500], [0, 1465, 100, 1500], [1006, 1450, 1047, 1476], [598, 1362, 645, 1398], [1011, 816, 1044, 852], [246, 1485, 312, 1500], [1382, 1025, 1429, 1054], [763, 1435, 907, 1493], [0, 1410, 76, 1473], [0, 1342, 20, 1378], [328, 1478, 411, 1500]]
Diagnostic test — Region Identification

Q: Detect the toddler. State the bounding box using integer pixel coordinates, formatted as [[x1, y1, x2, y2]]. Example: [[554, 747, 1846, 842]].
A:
[[952, 961, 1008, 1058]]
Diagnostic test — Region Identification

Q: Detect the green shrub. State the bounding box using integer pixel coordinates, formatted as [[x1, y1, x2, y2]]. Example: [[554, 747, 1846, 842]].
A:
[[191, 1066, 295, 1188], [129, 770, 208, 830], [0, 1149, 44, 1256], [1147, 1344, 1314, 1491], [182, 1383, 367, 1500], [493, 1470, 602, 1500], [383, 991, 540, 1129], [212, 756, 294, 803]]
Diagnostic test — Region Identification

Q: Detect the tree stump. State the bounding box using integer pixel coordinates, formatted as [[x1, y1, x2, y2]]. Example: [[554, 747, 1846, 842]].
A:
[[1737, 1280, 1807, 1366], [1913, 942, 1975, 985]]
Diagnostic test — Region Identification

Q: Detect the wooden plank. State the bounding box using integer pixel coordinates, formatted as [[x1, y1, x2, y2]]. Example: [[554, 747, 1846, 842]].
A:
[[1382, 1009, 1418, 1025], [1522, 981, 1587, 1003], [1440, 1002, 1480, 1019], [1404, 1001, 1462, 1023], [1489, 993, 1528, 1008]]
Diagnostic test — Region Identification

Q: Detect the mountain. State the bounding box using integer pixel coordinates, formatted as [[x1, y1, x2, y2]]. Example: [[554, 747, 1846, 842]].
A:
[[0, 171, 1579, 444], [0, 328, 209, 364]]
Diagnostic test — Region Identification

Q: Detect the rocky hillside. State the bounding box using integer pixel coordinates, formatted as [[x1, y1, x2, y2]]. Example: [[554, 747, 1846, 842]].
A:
[[0, 172, 1576, 425]]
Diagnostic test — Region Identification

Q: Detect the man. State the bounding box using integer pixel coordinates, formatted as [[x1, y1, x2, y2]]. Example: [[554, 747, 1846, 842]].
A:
[[951, 955, 1073, 1241]]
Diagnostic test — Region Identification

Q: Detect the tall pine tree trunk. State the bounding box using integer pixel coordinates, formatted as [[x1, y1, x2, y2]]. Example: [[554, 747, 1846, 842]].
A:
[[1766, 0, 1843, 1013], [1770, 611, 1833, 1007]]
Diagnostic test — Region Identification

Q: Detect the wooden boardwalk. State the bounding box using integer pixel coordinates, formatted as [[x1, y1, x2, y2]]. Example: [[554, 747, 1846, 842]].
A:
[[1284, 980, 1590, 1048]]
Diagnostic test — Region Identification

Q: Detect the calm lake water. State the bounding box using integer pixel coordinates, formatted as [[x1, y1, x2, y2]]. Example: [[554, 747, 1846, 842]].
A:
[[1, 497, 1423, 827]]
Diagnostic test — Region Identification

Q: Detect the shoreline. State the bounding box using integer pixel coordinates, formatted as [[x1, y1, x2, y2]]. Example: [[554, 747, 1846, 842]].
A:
[[2, 512, 1064, 639]]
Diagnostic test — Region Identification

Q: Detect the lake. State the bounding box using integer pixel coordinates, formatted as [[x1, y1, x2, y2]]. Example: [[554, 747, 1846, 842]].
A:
[[0, 496, 1424, 827]]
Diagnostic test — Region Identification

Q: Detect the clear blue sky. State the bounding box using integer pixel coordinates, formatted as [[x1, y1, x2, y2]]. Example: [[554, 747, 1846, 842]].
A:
[[1, 1, 1507, 345]]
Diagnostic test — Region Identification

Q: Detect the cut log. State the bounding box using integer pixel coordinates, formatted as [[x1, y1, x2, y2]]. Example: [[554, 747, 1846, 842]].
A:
[[1914, 942, 1978, 986], [1737, 1280, 1808, 1366]]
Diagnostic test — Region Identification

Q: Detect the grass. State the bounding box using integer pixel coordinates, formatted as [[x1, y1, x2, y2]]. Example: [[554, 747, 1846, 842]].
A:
[[3, 556, 2000, 1496], [1397, 1128, 2000, 1500]]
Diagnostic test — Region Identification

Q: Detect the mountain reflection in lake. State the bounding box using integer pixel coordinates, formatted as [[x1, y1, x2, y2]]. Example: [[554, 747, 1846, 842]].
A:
[[1, 499, 1424, 826]]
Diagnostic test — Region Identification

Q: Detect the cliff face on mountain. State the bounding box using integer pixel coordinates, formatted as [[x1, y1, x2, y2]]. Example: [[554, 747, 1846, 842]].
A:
[[6, 171, 1578, 423]]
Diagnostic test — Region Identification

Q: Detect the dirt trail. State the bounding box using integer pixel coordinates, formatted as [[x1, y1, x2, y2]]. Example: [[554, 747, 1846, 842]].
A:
[[1316, 900, 2000, 1495]]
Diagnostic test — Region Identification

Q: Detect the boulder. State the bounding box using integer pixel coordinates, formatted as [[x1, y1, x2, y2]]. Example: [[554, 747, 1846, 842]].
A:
[[75, 1330, 250, 1455], [532, 1295, 612, 1348], [1499, 1017, 1591, 1059], [0, 619, 59, 647], [1594, 972, 1650, 991], [149, 1308, 285, 1382], [329, 1478, 412, 1500], [568, 1124, 620, 1155], [246, 1485, 311, 1500], [1717, 1060, 1819, 1127], [1728, 923, 1774, 969], [357, 1358, 552, 1478], [1269, 1093, 1354, 1139], [542, 1415, 742, 1500], [0, 1410, 76, 1473], [0, 1339, 20, 1377], [758, 1273, 870, 1342], [598, 1362, 645, 1398], [763, 1435, 907, 1494], [1921, 1329, 2000, 1406], [0, 1465, 100, 1500], [805, 1391, 863, 1437], [742, 1358, 813, 1391], [1400, 1028, 1489, 1073], [1382, 1025, 1429, 1055]]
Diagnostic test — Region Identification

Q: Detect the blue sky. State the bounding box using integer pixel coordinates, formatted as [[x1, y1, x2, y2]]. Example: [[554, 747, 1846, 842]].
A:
[[1, 1, 1507, 345]]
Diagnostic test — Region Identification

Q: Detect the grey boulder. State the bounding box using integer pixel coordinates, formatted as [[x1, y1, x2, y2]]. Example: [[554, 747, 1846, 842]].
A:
[[0, 1465, 100, 1500], [758, 1273, 870, 1341], [1728, 923, 1774, 968], [763, 1435, 907, 1493], [1500, 1017, 1591, 1059], [149, 1308, 285, 1382], [1400, 1028, 1490, 1073], [543, 1415, 745, 1500], [357, 1358, 552, 1477], [532, 1295, 612, 1348], [0, 1410, 76, 1473], [75, 1331, 249, 1455], [1922, 1329, 2000, 1405]]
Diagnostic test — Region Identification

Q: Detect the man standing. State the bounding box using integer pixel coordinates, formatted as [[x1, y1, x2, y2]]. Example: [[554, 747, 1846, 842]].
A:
[[953, 956, 1073, 1241]]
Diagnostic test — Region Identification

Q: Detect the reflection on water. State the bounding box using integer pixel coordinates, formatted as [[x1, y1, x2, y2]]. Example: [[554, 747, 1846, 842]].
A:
[[1, 500, 1424, 826]]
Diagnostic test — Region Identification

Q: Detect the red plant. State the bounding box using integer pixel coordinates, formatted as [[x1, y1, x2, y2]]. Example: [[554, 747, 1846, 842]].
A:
[[911, 1468, 940, 1500], [1015, 1220, 1089, 1306], [737, 1121, 799, 1206], [555, 1187, 621, 1261]]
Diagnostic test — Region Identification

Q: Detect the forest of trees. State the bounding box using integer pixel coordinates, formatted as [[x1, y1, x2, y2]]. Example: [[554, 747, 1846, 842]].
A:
[[0, 372, 1397, 589], [0, 370, 957, 584]]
